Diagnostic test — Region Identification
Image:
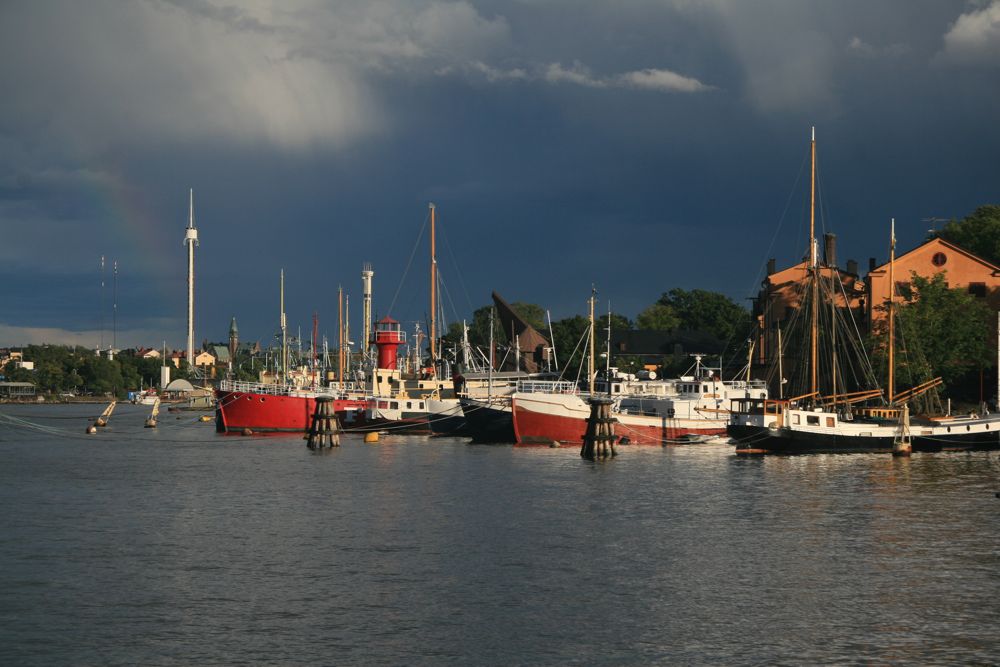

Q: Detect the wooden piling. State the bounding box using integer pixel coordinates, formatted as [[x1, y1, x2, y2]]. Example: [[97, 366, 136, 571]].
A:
[[308, 396, 340, 449], [581, 397, 616, 461], [892, 403, 912, 457]]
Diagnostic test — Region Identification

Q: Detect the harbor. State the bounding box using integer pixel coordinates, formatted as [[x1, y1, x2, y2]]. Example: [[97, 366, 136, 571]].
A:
[[5, 0, 1000, 663], [3, 402, 1000, 665]]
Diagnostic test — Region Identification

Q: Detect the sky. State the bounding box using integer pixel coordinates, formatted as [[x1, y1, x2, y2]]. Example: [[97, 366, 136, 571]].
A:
[[2, 0, 999, 351]]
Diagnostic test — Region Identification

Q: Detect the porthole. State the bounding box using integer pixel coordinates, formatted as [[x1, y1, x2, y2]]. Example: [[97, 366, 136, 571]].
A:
[[932, 252, 947, 267], [947, 426, 951, 432], [967, 425, 971, 431], [260, 397, 265, 402]]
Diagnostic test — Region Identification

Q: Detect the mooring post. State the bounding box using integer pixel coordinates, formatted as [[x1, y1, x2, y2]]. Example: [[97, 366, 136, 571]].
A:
[[581, 397, 616, 461], [892, 403, 912, 457], [308, 396, 340, 449]]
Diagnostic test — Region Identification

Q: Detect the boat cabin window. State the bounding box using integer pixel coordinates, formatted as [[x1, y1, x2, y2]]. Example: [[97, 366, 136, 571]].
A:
[[378, 400, 388, 409], [406, 402, 412, 409], [807, 415, 820, 425], [419, 402, 424, 409], [793, 414, 800, 425], [826, 417, 835, 427], [390, 402, 398, 410]]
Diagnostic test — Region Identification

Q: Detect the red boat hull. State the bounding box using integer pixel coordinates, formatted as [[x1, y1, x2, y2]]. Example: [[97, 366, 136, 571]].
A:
[[511, 394, 727, 446], [216, 390, 368, 433]]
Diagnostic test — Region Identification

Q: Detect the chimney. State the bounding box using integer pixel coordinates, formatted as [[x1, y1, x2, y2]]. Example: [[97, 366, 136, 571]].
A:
[[846, 259, 858, 276], [824, 233, 837, 267], [869, 257, 877, 272], [767, 258, 776, 275]]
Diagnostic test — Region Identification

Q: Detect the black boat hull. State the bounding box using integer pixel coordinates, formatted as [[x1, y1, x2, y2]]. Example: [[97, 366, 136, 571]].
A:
[[460, 398, 514, 443], [728, 424, 1000, 454]]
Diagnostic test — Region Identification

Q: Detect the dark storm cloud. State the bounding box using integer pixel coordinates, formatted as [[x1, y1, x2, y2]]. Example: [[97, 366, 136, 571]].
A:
[[1, 0, 998, 348]]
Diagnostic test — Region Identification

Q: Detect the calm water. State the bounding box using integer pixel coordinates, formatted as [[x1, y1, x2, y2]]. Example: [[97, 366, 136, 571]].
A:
[[1, 403, 999, 666]]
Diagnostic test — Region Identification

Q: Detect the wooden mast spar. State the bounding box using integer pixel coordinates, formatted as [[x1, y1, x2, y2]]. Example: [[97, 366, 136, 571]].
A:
[[888, 218, 896, 402], [588, 288, 596, 392], [809, 126, 819, 400], [429, 203, 437, 378]]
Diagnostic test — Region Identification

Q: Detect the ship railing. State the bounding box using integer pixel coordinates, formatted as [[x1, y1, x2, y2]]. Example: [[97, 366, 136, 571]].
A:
[[516, 380, 579, 395], [217, 379, 359, 397], [723, 379, 768, 390]]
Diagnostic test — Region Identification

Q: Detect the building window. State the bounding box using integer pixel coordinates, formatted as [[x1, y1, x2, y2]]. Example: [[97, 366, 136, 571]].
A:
[[969, 282, 987, 298], [932, 252, 947, 267], [894, 281, 913, 299]]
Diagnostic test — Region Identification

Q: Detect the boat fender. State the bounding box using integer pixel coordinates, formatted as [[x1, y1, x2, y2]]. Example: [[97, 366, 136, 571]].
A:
[[242, 428, 253, 436]]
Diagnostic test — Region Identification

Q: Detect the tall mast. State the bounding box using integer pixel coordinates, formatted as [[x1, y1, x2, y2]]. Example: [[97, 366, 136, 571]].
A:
[[588, 288, 596, 392], [777, 326, 784, 399], [429, 203, 437, 377], [809, 127, 819, 398], [606, 301, 612, 396], [345, 294, 351, 377], [338, 285, 344, 388], [514, 322, 520, 372], [100, 255, 105, 353], [184, 188, 199, 370], [312, 312, 318, 389], [487, 308, 494, 399], [547, 309, 558, 371], [362, 263, 373, 365], [280, 269, 287, 384], [112, 259, 118, 356], [888, 218, 896, 402]]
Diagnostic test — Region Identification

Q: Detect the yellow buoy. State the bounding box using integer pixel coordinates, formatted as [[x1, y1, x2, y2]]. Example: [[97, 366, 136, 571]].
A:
[[364, 431, 379, 443], [199, 415, 213, 422]]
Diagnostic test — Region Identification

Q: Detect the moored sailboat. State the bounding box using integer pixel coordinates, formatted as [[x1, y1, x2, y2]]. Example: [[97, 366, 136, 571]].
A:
[[728, 129, 1000, 453]]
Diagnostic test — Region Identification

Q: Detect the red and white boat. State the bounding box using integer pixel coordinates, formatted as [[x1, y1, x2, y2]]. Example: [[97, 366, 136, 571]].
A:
[[215, 380, 368, 433], [511, 361, 768, 446]]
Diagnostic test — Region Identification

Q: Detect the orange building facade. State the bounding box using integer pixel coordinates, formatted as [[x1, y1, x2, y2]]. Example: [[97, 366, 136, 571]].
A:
[[865, 237, 1000, 324], [751, 235, 1000, 369]]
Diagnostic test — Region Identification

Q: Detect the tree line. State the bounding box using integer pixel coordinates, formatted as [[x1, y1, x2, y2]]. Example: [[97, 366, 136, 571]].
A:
[[2, 346, 192, 398]]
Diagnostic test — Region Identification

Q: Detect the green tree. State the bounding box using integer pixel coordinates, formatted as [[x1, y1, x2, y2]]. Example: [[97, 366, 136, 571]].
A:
[[549, 315, 591, 378], [2, 360, 33, 383], [872, 272, 993, 395], [509, 302, 547, 332], [636, 303, 679, 330], [657, 288, 749, 343], [934, 204, 1000, 266]]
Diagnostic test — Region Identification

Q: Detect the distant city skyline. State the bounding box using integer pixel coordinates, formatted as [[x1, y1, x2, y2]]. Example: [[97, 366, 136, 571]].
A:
[[2, 0, 998, 349]]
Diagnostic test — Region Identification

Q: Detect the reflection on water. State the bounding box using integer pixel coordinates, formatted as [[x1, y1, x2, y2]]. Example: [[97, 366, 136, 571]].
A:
[[1, 404, 999, 665]]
